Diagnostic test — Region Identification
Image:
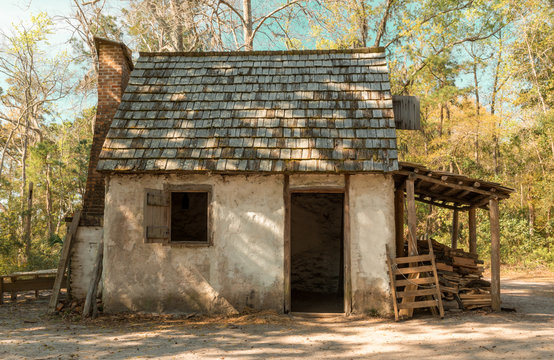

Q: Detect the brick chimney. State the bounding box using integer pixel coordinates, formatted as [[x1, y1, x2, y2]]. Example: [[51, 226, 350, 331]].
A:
[[81, 38, 133, 226]]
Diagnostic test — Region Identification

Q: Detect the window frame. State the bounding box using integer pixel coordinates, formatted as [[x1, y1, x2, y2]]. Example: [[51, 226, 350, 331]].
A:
[[163, 184, 214, 247]]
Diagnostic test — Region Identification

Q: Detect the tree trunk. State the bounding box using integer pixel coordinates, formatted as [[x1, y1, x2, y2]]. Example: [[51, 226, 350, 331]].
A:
[[170, 0, 184, 51], [0, 120, 21, 179], [522, 15, 547, 114], [20, 118, 29, 231], [425, 204, 433, 236], [24, 182, 34, 263], [46, 160, 54, 238], [491, 34, 503, 175], [446, 103, 451, 136], [528, 193, 535, 237], [243, 0, 253, 50], [373, 0, 393, 47], [439, 103, 444, 137], [356, 0, 368, 47], [473, 62, 480, 165], [451, 209, 459, 249]]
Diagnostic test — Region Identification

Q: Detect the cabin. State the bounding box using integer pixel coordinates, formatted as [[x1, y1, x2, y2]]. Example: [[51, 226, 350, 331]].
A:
[[70, 37, 510, 316]]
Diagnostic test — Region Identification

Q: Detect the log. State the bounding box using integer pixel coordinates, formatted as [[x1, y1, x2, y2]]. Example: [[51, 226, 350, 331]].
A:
[[48, 210, 81, 314], [83, 236, 103, 318]]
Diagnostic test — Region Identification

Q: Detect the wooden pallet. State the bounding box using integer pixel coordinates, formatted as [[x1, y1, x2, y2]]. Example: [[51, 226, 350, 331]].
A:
[[387, 239, 444, 321]]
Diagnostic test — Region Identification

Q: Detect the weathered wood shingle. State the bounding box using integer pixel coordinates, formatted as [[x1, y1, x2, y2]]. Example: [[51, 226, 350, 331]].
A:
[[97, 48, 398, 173]]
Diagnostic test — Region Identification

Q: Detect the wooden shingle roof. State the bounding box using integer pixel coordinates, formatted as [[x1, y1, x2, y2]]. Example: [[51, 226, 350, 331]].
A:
[[97, 48, 398, 173]]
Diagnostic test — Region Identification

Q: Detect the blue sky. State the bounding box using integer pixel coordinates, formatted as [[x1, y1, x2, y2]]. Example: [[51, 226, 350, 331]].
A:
[[1, 0, 71, 41], [0, 0, 122, 121], [0, 0, 495, 118]]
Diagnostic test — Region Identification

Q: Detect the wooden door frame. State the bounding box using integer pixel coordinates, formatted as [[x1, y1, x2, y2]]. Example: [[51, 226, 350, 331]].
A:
[[283, 174, 352, 314]]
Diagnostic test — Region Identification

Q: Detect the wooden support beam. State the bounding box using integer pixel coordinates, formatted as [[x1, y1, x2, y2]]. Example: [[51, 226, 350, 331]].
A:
[[444, 187, 461, 196], [395, 171, 508, 199], [394, 186, 405, 257], [385, 247, 399, 321], [34, 275, 39, 299], [406, 177, 418, 256], [416, 188, 472, 206], [414, 195, 467, 211], [11, 278, 16, 300], [48, 210, 81, 314], [83, 237, 103, 318], [469, 207, 477, 255], [489, 198, 501, 312], [473, 195, 495, 209], [429, 183, 442, 192], [451, 209, 459, 249]]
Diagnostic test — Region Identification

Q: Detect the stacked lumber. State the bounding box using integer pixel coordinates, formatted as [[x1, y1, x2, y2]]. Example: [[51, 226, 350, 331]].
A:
[[416, 239, 491, 310]]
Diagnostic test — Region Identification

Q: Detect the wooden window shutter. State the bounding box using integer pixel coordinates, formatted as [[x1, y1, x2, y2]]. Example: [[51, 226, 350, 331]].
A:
[[144, 188, 169, 243], [392, 95, 421, 130]]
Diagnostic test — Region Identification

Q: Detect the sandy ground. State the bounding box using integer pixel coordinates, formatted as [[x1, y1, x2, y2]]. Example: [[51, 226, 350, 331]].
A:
[[1, 277, 553, 360]]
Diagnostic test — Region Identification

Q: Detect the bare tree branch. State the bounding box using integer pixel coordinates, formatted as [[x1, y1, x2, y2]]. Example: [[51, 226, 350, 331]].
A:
[[401, 23, 506, 93], [384, 0, 474, 48], [374, 0, 394, 47], [218, 0, 246, 26], [251, 0, 305, 41]]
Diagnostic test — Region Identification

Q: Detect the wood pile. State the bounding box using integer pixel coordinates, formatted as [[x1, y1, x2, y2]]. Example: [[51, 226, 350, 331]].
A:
[[417, 239, 492, 310]]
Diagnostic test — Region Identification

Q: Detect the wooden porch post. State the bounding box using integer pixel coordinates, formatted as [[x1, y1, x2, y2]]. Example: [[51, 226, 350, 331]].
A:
[[394, 186, 405, 257], [451, 209, 459, 249], [489, 198, 501, 312], [469, 207, 477, 255], [406, 176, 417, 256]]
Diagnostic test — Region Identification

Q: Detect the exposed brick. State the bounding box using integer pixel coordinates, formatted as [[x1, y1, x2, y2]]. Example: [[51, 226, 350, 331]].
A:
[[81, 38, 133, 225]]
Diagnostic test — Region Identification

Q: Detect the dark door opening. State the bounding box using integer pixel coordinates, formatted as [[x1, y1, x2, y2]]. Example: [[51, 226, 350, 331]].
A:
[[291, 193, 344, 313]]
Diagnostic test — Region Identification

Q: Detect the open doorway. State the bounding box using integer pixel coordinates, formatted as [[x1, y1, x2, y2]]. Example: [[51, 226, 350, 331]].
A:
[[290, 193, 344, 313]]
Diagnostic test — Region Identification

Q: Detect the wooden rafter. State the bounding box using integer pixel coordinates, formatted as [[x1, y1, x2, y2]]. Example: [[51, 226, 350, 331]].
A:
[[395, 171, 508, 200]]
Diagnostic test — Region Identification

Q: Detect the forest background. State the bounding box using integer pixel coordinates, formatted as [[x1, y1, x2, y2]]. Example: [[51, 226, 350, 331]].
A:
[[0, 0, 552, 274]]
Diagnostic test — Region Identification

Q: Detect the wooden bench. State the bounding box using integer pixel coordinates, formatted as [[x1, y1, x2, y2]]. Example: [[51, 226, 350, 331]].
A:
[[0, 269, 67, 304]]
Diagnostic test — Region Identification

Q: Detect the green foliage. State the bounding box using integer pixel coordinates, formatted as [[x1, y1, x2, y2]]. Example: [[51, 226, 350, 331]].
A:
[[0, 103, 93, 274], [0, 1, 552, 275]]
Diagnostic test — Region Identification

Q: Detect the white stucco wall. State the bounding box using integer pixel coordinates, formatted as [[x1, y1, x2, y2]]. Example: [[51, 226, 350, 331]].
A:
[[289, 174, 344, 189], [70, 226, 103, 299], [349, 174, 395, 315], [102, 172, 395, 315], [102, 174, 285, 314]]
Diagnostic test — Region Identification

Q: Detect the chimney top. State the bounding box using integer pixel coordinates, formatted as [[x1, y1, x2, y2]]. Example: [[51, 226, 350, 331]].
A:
[[93, 37, 134, 71]]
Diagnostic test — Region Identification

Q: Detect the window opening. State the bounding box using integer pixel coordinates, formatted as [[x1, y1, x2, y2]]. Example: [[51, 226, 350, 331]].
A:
[[171, 192, 208, 243]]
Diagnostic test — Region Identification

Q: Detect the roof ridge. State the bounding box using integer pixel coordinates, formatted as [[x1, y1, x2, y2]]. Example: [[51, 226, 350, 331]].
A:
[[138, 47, 385, 58]]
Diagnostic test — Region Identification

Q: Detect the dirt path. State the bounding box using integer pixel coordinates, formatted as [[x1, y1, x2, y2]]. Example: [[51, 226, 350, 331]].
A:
[[1, 278, 553, 359]]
